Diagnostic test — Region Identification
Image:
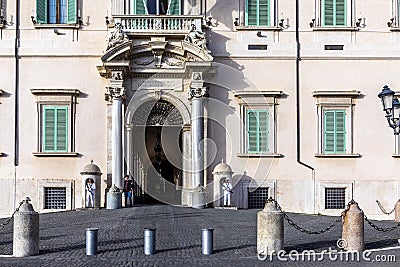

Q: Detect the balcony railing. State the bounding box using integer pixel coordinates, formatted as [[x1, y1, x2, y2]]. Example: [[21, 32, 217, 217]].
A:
[[112, 15, 203, 34]]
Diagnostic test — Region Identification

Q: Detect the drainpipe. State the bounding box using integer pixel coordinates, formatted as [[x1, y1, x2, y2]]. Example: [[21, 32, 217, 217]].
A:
[[295, 0, 316, 213], [14, 0, 20, 209]]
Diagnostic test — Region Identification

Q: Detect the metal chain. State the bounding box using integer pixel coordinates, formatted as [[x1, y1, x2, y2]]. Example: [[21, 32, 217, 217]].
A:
[[364, 216, 400, 232], [267, 198, 342, 235], [0, 200, 24, 231], [376, 200, 396, 215]]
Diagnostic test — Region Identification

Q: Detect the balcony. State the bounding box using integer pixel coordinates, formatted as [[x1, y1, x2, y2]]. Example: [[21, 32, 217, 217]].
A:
[[112, 15, 203, 36]]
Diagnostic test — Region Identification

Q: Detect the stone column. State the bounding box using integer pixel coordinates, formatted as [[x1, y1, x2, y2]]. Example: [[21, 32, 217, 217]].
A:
[[188, 72, 208, 208], [181, 124, 192, 206], [106, 70, 125, 209]]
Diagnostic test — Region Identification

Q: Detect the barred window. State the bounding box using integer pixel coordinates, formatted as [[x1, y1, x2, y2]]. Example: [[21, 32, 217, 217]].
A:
[[325, 187, 346, 209], [44, 187, 67, 209], [248, 187, 269, 209]]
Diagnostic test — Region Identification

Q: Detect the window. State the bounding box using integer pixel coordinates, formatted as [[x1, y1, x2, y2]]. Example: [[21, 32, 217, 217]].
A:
[[246, 0, 269, 26], [325, 187, 346, 209], [247, 110, 269, 153], [36, 0, 77, 24], [44, 187, 67, 209], [235, 91, 283, 157], [43, 106, 68, 152], [116, 0, 180, 15], [313, 0, 355, 28], [313, 91, 360, 157], [323, 110, 346, 154], [248, 187, 269, 209], [0, 0, 6, 27], [322, 0, 346, 26], [31, 88, 80, 156]]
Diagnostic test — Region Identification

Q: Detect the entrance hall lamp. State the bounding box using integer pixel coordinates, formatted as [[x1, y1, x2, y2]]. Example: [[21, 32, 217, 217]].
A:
[[378, 85, 400, 134]]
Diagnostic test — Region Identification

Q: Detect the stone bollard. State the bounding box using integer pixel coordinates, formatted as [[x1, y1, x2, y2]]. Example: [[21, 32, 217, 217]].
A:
[[192, 186, 206, 209], [342, 201, 364, 252], [257, 200, 284, 256], [13, 197, 39, 257], [395, 200, 400, 223], [106, 185, 122, 209]]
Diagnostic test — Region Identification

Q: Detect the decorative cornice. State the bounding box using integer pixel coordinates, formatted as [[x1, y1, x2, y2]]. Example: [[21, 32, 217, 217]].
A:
[[30, 88, 81, 95], [234, 91, 283, 98], [312, 90, 361, 97]]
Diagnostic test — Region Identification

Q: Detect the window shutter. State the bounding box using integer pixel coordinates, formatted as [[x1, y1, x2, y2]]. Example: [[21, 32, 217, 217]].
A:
[[135, 0, 147, 15], [167, 0, 180, 15], [258, 0, 269, 26], [323, 0, 334, 26], [56, 107, 68, 151], [67, 0, 77, 24], [324, 110, 335, 153], [44, 107, 56, 151], [247, 111, 258, 152], [258, 111, 269, 152], [246, 0, 258, 26], [335, 110, 346, 153], [36, 0, 48, 24], [335, 0, 346, 26]]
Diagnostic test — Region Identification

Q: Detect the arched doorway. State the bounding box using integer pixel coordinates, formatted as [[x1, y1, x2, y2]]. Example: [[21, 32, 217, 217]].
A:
[[130, 99, 184, 204]]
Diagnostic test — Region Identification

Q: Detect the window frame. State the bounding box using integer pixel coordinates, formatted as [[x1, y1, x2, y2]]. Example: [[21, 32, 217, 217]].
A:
[[234, 91, 283, 157], [313, 90, 360, 157], [318, 181, 352, 215], [42, 106, 69, 153], [35, 0, 78, 26], [236, 0, 278, 28], [38, 180, 73, 211], [31, 88, 80, 156], [312, 0, 356, 28], [113, 0, 181, 16]]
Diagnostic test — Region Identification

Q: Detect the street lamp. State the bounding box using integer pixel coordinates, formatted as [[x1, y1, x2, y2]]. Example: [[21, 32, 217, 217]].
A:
[[378, 85, 400, 135]]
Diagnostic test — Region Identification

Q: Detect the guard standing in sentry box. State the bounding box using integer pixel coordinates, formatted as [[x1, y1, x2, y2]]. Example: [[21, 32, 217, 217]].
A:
[[85, 178, 96, 208], [221, 178, 233, 207], [123, 175, 133, 207]]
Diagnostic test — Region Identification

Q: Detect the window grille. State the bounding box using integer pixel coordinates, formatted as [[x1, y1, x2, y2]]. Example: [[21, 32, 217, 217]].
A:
[[248, 187, 269, 209], [44, 187, 67, 209], [325, 187, 346, 209]]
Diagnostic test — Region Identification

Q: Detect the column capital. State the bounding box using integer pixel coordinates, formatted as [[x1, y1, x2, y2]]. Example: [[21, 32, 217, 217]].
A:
[[105, 87, 125, 102]]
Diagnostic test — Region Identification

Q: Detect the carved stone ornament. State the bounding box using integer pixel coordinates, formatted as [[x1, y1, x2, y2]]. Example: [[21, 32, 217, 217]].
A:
[[105, 87, 125, 102], [106, 23, 129, 50], [184, 24, 210, 52], [188, 87, 208, 99]]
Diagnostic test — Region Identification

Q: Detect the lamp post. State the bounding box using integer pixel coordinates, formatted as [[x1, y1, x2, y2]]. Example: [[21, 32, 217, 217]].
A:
[[378, 85, 400, 135]]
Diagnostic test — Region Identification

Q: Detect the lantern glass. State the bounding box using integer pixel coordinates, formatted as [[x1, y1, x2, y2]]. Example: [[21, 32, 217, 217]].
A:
[[393, 99, 400, 121], [378, 85, 395, 111]]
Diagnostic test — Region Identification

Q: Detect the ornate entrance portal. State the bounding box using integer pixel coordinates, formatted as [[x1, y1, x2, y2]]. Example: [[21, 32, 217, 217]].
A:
[[128, 99, 185, 205]]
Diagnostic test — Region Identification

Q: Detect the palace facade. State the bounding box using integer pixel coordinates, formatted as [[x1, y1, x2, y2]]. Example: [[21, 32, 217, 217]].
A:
[[1, 0, 400, 219]]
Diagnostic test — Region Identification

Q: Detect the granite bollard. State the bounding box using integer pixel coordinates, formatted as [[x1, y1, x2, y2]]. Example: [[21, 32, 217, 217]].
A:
[[342, 201, 364, 252], [257, 200, 284, 256]]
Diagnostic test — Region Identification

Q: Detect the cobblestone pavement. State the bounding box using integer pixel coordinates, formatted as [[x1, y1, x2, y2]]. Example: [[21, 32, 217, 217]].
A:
[[1, 204, 400, 266]]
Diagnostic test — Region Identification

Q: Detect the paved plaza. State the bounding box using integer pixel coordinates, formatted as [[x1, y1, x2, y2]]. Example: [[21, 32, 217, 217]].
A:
[[1, 204, 400, 266]]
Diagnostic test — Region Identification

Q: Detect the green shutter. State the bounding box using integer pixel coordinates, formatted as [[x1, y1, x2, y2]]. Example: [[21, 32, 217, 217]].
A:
[[67, 0, 77, 24], [246, 0, 269, 26], [135, 0, 146, 15], [247, 110, 269, 153], [43, 106, 68, 152], [323, 0, 346, 26], [56, 108, 68, 151], [247, 111, 258, 152], [36, 0, 48, 24], [44, 107, 55, 151], [167, 0, 180, 15], [335, 0, 346, 26], [324, 110, 346, 154]]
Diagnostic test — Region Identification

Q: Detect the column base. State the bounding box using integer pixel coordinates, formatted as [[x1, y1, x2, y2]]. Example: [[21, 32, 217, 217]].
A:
[[192, 186, 206, 209], [106, 190, 122, 209]]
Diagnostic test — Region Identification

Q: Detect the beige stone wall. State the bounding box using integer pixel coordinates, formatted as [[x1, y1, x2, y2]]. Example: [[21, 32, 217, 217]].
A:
[[1, 0, 400, 219]]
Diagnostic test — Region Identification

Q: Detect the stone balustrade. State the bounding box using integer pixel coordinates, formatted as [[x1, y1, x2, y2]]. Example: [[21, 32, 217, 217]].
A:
[[112, 15, 203, 34]]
